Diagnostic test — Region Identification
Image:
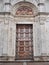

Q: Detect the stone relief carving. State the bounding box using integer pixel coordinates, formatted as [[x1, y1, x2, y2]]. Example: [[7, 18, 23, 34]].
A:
[[16, 6, 33, 15]]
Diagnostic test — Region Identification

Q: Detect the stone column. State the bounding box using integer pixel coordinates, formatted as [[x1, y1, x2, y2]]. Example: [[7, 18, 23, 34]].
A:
[[33, 21, 42, 61], [38, 15, 47, 60], [37, 0, 47, 57], [2, 24, 8, 56], [2, 0, 11, 57], [8, 21, 16, 61], [0, 22, 4, 56], [2, 16, 9, 60], [40, 23, 46, 54]]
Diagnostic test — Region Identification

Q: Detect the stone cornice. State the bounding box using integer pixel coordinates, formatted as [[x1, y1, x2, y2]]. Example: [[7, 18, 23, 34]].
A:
[[0, 12, 49, 18], [38, 3, 44, 6], [0, 12, 11, 15], [5, 3, 11, 5], [38, 12, 49, 15]]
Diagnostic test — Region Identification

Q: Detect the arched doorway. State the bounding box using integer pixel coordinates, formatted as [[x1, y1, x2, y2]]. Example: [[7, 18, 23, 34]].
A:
[[11, 1, 38, 61], [12, 1, 38, 16]]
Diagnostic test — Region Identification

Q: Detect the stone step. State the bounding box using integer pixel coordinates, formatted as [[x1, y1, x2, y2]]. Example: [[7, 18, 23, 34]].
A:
[[0, 61, 49, 65]]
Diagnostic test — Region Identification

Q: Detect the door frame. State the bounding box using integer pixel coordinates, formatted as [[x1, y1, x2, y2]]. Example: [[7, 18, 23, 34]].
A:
[[15, 23, 34, 61]]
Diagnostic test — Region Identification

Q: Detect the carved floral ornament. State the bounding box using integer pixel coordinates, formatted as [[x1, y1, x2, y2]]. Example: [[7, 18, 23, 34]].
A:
[[16, 6, 33, 15]]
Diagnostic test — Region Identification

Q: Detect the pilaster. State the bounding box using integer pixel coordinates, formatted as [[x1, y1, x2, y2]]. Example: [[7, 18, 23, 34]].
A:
[[4, 0, 11, 12]]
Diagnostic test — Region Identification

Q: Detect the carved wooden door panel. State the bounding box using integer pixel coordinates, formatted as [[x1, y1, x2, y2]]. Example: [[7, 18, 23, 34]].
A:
[[16, 24, 33, 60]]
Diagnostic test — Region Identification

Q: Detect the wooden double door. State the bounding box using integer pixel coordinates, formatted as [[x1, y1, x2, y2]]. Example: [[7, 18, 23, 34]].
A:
[[16, 24, 33, 60]]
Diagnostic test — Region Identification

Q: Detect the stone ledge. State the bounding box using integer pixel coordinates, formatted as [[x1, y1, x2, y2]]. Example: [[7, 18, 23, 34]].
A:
[[0, 56, 15, 61], [38, 12, 49, 15], [34, 56, 49, 61], [0, 56, 49, 62], [0, 12, 11, 15]]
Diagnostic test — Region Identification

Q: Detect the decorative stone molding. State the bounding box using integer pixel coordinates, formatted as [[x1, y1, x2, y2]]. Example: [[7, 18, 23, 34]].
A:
[[39, 17, 46, 21], [37, 14, 46, 24]]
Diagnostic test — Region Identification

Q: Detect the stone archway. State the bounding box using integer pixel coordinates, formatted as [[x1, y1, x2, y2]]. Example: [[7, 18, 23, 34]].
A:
[[11, 1, 38, 16], [11, 1, 38, 61]]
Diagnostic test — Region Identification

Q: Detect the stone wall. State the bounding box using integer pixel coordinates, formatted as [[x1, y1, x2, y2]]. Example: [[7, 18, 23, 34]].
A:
[[0, 13, 49, 61]]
